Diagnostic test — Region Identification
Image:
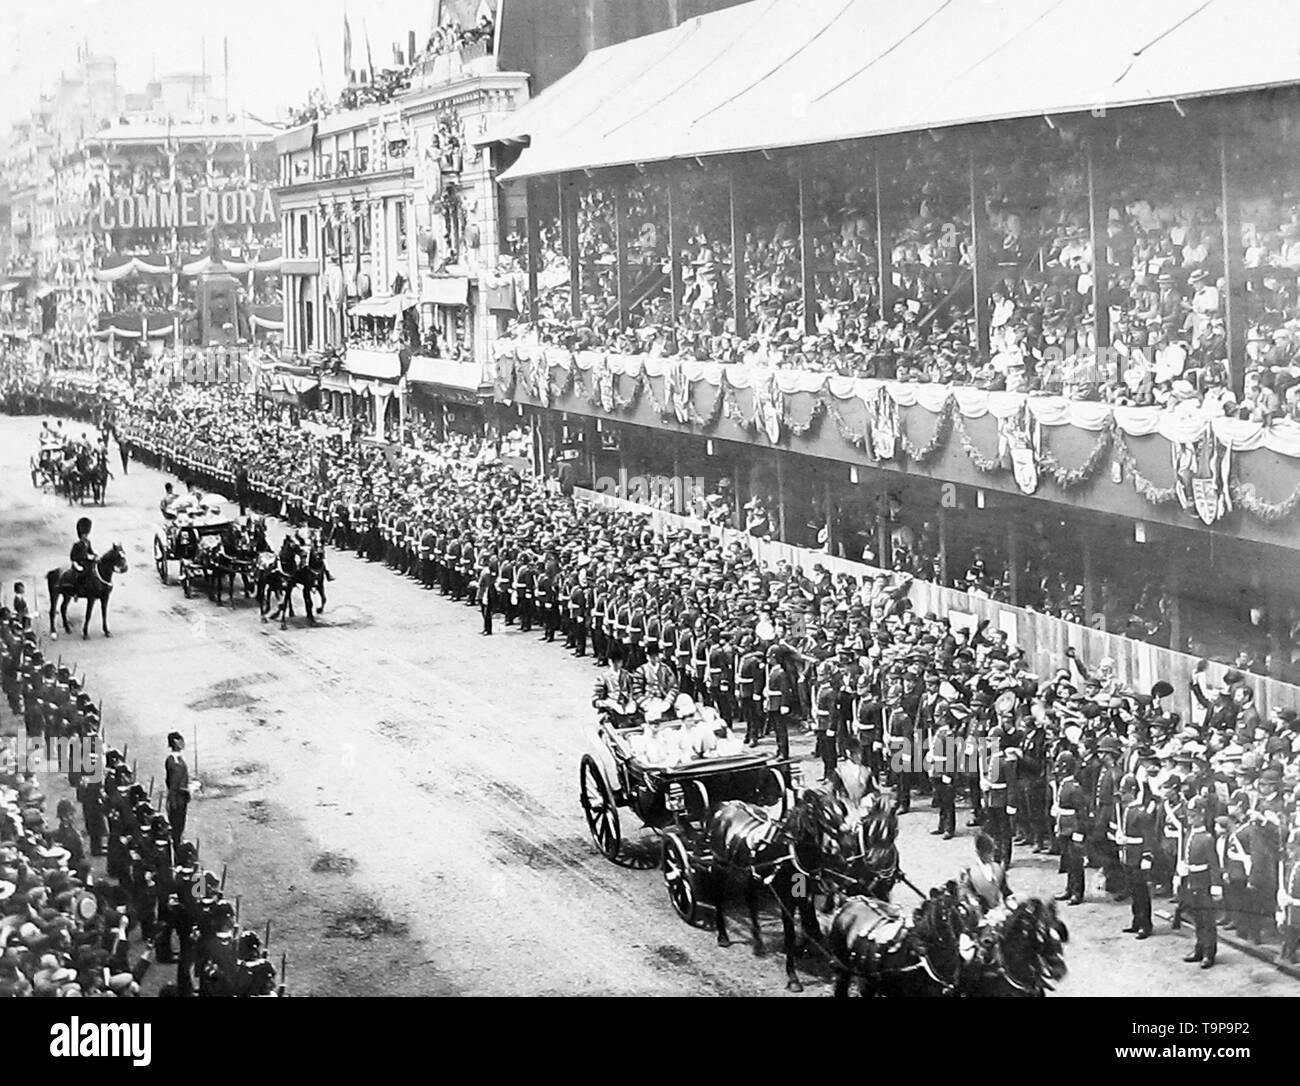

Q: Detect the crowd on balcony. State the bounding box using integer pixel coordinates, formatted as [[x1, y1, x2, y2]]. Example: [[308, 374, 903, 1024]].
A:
[[508, 119, 1300, 424]]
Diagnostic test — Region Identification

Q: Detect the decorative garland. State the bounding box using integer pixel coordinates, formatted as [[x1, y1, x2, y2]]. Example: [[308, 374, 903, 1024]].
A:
[[1038, 417, 1114, 491], [826, 398, 870, 452], [901, 395, 955, 464], [1230, 479, 1300, 525], [688, 380, 727, 429], [547, 358, 576, 403], [953, 413, 1003, 474], [723, 384, 752, 431], [783, 395, 826, 437], [1113, 432, 1179, 504]]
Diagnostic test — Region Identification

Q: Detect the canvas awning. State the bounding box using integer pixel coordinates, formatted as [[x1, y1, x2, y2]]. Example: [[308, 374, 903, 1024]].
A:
[[406, 355, 489, 391], [420, 276, 470, 307], [344, 347, 402, 379], [349, 294, 415, 319], [492, 0, 1300, 180]]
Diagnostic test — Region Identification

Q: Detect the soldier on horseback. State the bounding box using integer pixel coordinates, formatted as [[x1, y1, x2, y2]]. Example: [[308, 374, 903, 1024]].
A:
[[70, 517, 97, 596]]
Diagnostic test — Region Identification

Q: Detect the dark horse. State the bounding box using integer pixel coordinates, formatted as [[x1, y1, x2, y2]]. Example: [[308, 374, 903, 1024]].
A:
[[47, 543, 128, 640], [86, 446, 112, 505], [260, 535, 315, 629], [828, 881, 971, 997], [705, 789, 855, 992], [961, 898, 1069, 997], [303, 533, 333, 612]]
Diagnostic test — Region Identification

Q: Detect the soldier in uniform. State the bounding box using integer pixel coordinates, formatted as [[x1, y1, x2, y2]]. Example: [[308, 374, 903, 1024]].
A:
[[763, 646, 794, 759], [812, 664, 841, 782], [1118, 774, 1159, 939], [927, 702, 960, 839], [887, 701, 916, 813], [70, 516, 97, 596], [476, 560, 495, 635], [1180, 795, 1222, 968], [568, 572, 589, 657], [164, 731, 191, 848], [707, 630, 737, 726], [983, 711, 1019, 867], [515, 553, 536, 631], [736, 636, 765, 746], [1051, 752, 1089, 905], [1091, 734, 1126, 896], [537, 565, 559, 642]]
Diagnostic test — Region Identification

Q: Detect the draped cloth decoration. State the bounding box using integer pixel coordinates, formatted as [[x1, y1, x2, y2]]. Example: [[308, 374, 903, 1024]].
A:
[[999, 402, 1042, 495]]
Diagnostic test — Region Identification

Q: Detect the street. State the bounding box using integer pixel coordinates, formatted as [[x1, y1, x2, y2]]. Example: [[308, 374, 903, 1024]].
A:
[[1, 414, 1293, 997]]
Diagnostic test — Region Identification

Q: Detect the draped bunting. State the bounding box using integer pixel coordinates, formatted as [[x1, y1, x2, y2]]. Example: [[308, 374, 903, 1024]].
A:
[[493, 339, 1300, 458], [493, 339, 1300, 525], [95, 253, 284, 281], [249, 313, 284, 332]]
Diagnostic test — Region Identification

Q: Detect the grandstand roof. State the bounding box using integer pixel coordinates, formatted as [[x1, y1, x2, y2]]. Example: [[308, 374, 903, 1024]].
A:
[[491, 0, 1300, 180]]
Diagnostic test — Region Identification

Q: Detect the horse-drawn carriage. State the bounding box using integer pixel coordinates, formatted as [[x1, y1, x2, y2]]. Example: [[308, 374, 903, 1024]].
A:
[[30, 449, 60, 491], [153, 512, 258, 603], [579, 711, 796, 925]]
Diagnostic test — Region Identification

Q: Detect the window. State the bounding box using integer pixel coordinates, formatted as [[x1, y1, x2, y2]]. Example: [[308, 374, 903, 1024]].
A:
[[319, 153, 332, 178], [357, 146, 369, 173], [395, 198, 408, 256], [298, 213, 310, 256], [337, 151, 350, 176]]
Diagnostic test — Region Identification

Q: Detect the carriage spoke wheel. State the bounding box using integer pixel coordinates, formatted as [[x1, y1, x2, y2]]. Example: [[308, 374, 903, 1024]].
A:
[[579, 754, 620, 861], [662, 831, 697, 924], [153, 538, 169, 584]]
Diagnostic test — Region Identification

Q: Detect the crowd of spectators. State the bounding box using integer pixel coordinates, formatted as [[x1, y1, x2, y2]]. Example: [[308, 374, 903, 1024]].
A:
[[508, 121, 1300, 423]]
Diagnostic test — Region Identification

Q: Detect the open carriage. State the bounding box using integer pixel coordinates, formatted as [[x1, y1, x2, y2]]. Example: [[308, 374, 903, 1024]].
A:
[[152, 513, 255, 602], [579, 713, 798, 924]]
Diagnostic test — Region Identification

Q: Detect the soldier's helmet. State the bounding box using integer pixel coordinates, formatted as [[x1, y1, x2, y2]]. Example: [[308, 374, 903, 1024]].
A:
[[238, 931, 262, 959]]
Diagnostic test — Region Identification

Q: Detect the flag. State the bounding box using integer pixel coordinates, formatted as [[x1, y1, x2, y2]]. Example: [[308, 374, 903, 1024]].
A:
[[393, 42, 403, 67], [364, 22, 375, 82], [343, 14, 353, 80]]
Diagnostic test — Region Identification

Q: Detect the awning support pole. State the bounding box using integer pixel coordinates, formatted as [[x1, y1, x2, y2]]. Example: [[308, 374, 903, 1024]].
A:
[[525, 179, 541, 324], [1086, 131, 1112, 376], [969, 147, 990, 358], [874, 149, 894, 319], [798, 158, 817, 336], [1219, 116, 1247, 401], [562, 175, 580, 321], [667, 177, 682, 330], [729, 165, 748, 340], [614, 182, 630, 330]]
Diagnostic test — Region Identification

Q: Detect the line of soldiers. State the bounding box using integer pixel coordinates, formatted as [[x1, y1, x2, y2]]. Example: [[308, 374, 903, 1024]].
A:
[[1, 604, 284, 996], [62, 384, 1300, 971]]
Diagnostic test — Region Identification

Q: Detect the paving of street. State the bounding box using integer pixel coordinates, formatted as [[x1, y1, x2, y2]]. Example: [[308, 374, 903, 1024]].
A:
[[1, 414, 1294, 997]]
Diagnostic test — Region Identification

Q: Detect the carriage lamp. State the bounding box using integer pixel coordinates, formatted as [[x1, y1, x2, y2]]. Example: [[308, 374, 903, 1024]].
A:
[[666, 782, 686, 813], [788, 764, 803, 787]]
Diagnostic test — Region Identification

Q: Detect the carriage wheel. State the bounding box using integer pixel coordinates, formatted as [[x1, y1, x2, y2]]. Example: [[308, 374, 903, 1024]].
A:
[[662, 831, 698, 924], [154, 538, 169, 584], [579, 754, 620, 860]]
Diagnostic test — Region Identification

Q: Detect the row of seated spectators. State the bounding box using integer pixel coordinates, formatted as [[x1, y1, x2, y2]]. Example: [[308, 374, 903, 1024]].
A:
[[512, 127, 1300, 422]]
